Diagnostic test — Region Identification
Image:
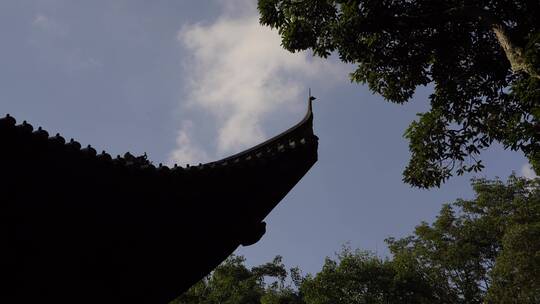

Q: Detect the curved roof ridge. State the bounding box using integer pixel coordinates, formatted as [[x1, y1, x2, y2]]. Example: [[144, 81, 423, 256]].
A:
[[210, 98, 315, 164], [0, 97, 316, 171]]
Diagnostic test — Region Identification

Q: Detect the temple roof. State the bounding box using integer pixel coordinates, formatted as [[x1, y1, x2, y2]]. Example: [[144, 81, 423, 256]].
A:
[[1, 99, 318, 304]]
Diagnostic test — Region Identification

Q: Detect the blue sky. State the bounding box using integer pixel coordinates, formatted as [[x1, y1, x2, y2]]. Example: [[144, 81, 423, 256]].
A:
[[1, 0, 535, 275]]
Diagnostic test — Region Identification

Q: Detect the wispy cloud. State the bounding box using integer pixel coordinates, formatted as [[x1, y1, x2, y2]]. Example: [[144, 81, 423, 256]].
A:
[[29, 13, 102, 72], [521, 163, 538, 179], [168, 0, 344, 165], [32, 13, 68, 37], [169, 120, 210, 165]]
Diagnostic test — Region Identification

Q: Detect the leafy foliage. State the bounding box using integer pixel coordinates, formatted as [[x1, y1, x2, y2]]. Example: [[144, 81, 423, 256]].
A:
[[171, 255, 304, 304], [258, 0, 540, 187], [300, 248, 437, 304], [387, 175, 540, 303]]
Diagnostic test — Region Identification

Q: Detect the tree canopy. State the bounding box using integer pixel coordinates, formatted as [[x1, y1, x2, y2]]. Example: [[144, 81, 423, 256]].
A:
[[170, 255, 303, 304], [387, 175, 540, 303], [258, 0, 540, 188], [173, 175, 540, 303]]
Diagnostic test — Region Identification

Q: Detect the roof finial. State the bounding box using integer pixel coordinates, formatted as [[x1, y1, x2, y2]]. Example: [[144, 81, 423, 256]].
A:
[[308, 88, 316, 114], [308, 88, 316, 102]]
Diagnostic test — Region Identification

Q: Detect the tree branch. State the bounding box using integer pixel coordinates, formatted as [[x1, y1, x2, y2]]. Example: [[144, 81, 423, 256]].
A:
[[491, 24, 539, 79], [401, 6, 540, 80], [447, 6, 540, 80]]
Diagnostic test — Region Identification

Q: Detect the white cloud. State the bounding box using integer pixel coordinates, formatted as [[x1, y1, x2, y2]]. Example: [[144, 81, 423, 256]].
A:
[[168, 120, 210, 166], [169, 0, 344, 164], [521, 163, 537, 179]]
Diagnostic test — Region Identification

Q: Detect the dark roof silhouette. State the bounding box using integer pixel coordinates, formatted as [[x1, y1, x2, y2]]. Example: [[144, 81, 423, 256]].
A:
[[1, 99, 318, 303]]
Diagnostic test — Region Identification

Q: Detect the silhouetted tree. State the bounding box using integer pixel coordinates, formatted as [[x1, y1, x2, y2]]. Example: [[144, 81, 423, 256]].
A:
[[258, 0, 540, 187], [171, 255, 304, 304], [298, 175, 540, 303], [300, 248, 439, 304], [386, 175, 540, 303]]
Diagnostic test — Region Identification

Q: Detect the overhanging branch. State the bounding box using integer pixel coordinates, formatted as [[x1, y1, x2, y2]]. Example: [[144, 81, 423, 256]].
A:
[[400, 6, 540, 80]]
